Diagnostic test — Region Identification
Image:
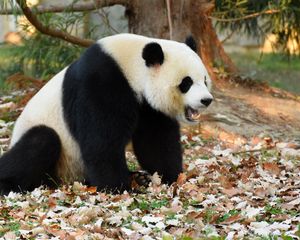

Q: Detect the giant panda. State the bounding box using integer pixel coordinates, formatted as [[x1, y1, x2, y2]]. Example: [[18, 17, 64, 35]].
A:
[[0, 34, 213, 194]]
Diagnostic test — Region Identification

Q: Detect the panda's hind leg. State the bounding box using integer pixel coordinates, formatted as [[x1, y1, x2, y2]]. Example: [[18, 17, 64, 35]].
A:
[[0, 125, 61, 195]]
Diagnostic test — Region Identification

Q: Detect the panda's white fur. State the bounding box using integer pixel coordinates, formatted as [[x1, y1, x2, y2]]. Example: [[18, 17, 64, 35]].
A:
[[11, 68, 84, 181], [9, 33, 212, 182]]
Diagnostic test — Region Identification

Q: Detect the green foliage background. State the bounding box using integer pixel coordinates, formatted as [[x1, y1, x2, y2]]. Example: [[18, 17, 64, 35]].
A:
[[214, 0, 300, 54]]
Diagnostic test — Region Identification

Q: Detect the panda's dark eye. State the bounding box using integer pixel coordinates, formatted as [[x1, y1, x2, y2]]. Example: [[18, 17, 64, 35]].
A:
[[178, 77, 193, 93], [204, 76, 207, 86]]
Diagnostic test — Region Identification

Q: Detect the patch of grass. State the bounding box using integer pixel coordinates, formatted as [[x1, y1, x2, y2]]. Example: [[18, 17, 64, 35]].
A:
[[189, 199, 203, 207], [265, 204, 283, 215], [179, 236, 193, 240], [0, 111, 19, 123], [127, 159, 139, 171], [229, 49, 300, 94], [162, 236, 173, 240], [296, 225, 300, 237], [281, 234, 294, 240], [259, 149, 281, 162], [199, 155, 210, 160], [0, 207, 10, 218], [7, 222, 20, 232], [0, 222, 21, 237], [129, 198, 169, 211], [166, 212, 176, 220], [216, 209, 240, 223], [151, 199, 169, 209], [57, 199, 72, 207], [203, 208, 217, 224]]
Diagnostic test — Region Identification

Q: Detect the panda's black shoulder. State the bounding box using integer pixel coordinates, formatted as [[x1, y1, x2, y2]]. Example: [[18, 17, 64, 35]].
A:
[[63, 42, 127, 89], [68, 43, 117, 79], [62, 42, 138, 138]]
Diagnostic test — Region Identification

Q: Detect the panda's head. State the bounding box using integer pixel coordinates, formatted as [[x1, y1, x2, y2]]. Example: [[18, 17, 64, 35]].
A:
[[141, 36, 213, 125]]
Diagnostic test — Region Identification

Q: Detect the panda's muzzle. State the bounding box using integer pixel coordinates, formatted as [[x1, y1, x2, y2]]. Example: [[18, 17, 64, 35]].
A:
[[184, 106, 201, 122]]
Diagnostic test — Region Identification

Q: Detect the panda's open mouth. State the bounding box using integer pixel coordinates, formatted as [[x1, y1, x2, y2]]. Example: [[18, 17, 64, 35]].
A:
[[184, 106, 201, 122]]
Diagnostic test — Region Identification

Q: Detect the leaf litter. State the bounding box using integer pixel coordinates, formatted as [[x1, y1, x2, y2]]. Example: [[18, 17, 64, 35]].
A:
[[0, 91, 300, 240]]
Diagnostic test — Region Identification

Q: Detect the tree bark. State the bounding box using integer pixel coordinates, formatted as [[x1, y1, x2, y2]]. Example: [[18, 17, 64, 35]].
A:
[[127, 0, 236, 78]]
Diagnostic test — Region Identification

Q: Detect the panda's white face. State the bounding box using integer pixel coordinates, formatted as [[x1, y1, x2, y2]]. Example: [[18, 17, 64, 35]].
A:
[[99, 34, 213, 124], [141, 39, 213, 125], [178, 75, 213, 124]]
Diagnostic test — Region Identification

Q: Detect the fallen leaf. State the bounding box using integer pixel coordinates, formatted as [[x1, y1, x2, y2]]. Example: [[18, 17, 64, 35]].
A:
[[263, 162, 281, 175], [177, 173, 187, 185], [48, 197, 57, 209], [222, 214, 243, 224], [219, 175, 234, 189], [86, 186, 97, 193], [221, 188, 243, 197], [254, 187, 268, 198]]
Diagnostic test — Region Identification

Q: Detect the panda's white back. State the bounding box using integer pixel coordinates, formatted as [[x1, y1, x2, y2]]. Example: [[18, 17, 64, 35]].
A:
[[10, 68, 84, 181]]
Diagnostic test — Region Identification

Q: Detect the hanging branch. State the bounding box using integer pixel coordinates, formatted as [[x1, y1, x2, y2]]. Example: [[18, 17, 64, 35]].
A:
[[211, 9, 281, 22], [15, 0, 129, 47], [1, 0, 129, 15], [165, 0, 173, 40]]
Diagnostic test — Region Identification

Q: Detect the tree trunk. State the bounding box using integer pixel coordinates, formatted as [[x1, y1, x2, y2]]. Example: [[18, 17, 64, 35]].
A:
[[126, 0, 236, 79]]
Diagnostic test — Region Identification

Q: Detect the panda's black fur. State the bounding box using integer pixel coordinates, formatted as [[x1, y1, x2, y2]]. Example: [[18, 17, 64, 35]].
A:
[[62, 43, 174, 192], [0, 40, 182, 194], [0, 126, 61, 194]]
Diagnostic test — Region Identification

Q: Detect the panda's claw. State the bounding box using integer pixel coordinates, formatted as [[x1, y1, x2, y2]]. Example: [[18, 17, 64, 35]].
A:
[[130, 171, 151, 189]]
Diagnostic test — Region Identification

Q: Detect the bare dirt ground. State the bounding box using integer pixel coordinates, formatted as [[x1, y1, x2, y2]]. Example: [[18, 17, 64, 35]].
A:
[[197, 81, 300, 143]]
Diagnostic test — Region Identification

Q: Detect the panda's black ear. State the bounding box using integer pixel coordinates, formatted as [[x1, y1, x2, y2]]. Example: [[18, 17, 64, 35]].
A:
[[142, 42, 164, 67], [185, 36, 197, 52]]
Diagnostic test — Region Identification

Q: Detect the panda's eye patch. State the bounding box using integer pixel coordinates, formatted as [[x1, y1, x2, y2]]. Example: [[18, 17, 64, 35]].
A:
[[178, 77, 193, 93]]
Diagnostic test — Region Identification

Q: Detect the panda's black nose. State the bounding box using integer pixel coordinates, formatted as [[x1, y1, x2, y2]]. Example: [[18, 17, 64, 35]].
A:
[[201, 98, 213, 107]]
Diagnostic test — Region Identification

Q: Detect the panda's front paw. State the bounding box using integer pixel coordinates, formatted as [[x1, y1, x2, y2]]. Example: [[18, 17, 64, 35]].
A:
[[130, 171, 151, 191], [0, 182, 12, 196]]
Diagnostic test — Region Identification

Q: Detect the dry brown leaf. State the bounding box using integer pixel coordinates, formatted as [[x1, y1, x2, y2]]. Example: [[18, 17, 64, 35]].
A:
[[209, 213, 221, 224], [222, 214, 243, 224], [219, 175, 234, 189], [177, 173, 187, 185], [241, 156, 257, 168], [186, 168, 200, 180], [9, 210, 25, 220], [263, 162, 281, 175], [238, 169, 252, 183], [43, 225, 73, 239], [286, 142, 300, 149], [86, 186, 97, 193], [193, 192, 204, 202], [264, 137, 273, 145], [251, 137, 263, 145], [182, 182, 199, 193], [254, 187, 268, 198], [48, 197, 57, 209], [221, 187, 243, 197]]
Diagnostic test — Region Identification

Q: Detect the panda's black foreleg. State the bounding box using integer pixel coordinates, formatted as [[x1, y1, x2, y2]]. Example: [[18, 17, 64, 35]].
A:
[[132, 102, 183, 184], [81, 144, 132, 193], [0, 125, 61, 195], [77, 115, 134, 193]]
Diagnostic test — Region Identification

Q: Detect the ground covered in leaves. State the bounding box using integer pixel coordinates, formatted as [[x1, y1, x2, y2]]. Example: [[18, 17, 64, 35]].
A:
[[0, 89, 300, 240]]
